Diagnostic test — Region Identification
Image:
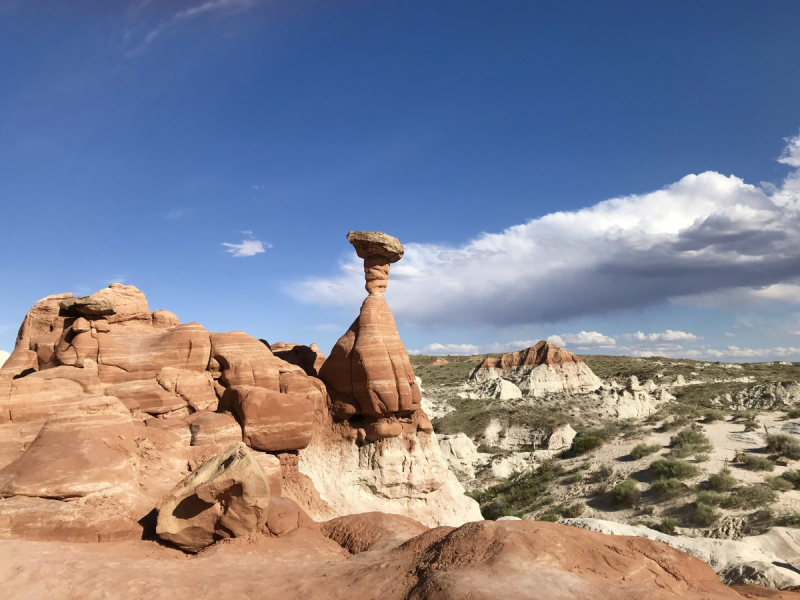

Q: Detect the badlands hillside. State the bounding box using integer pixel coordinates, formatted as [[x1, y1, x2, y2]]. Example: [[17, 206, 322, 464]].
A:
[[0, 231, 799, 599], [413, 346, 800, 588]]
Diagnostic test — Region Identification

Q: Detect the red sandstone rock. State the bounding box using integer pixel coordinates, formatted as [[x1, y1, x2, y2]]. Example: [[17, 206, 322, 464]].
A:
[[476, 339, 584, 370], [270, 342, 327, 376], [253, 452, 283, 497], [209, 331, 281, 390], [321, 512, 429, 554], [187, 411, 242, 446], [319, 231, 421, 420], [222, 385, 313, 452], [265, 497, 318, 536], [0, 396, 136, 499], [0, 496, 142, 543]]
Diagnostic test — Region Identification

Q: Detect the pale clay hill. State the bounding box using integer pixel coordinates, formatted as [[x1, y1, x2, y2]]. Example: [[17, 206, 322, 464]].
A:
[[1, 232, 800, 599]]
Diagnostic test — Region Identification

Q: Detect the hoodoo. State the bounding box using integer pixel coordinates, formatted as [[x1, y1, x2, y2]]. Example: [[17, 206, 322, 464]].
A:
[[319, 231, 423, 428]]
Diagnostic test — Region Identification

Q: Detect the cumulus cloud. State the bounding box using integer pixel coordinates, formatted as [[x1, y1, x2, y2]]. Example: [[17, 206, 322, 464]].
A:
[[548, 331, 616, 348], [0, 350, 9, 368], [222, 239, 270, 257], [411, 343, 480, 355], [704, 346, 800, 359], [624, 330, 701, 343], [293, 133, 800, 328]]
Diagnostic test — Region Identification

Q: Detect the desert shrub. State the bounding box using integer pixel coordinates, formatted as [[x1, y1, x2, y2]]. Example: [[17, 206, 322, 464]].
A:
[[707, 468, 737, 491], [780, 470, 800, 489], [559, 502, 586, 518], [640, 505, 655, 515], [539, 511, 560, 522], [766, 476, 794, 492], [471, 460, 564, 519], [694, 502, 721, 527], [696, 490, 727, 506], [785, 409, 800, 420], [731, 484, 777, 509], [611, 479, 641, 508], [630, 443, 661, 460], [651, 478, 691, 499], [766, 434, 800, 460], [738, 454, 775, 472], [562, 434, 604, 458], [650, 459, 700, 480], [669, 427, 713, 459], [703, 409, 726, 423], [652, 517, 678, 535], [775, 512, 800, 528], [659, 415, 691, 432], [588, 464, 614, 483]]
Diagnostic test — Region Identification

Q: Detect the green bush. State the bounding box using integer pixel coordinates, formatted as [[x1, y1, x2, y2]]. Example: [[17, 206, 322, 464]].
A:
[[766, 435, 800, 460], [562, 434, 604, 458], [775, 512, 800, 528], [539, 511, 560, 522], [651, 478, 691, 498], [781, 470, 800, 489], [669, 427, 713, 458], [588, 465, 614, 483], [785, 409, 800, 420], [766, 476, 794, 492], [703, 409, 726, 423], [707, 468, 737, 491], [630, 443, 661, 460], [611, 479, 641, 508], [738, 454, 775, 472], [694, 502, 721, 527], [659, 415, 691, 432], [732, 484, 777, 509], [696, 490, 727, 506], [650, 459, 700, 480], [559, 502, 586, 518], [652, 517, 678, 535]]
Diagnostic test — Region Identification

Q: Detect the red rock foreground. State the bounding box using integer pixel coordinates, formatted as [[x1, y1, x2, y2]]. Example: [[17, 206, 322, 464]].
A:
[[2, 516, 795, 600]]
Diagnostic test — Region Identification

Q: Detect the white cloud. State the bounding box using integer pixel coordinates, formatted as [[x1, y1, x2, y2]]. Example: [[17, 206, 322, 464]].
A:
[[222, 239, 270, 257], [0, 350, 9, 368], [548, 331, 616, 348], [725, 332, 736, 337], [624, 330, 701, 343], [128, 0, 259, 55], [704, 346, 800, 359], [412, 343, 480, 356], [293, 133, 800, 328]]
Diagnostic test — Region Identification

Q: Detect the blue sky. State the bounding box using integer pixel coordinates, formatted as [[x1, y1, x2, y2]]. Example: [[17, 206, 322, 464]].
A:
[[2, 0, 800, 361]]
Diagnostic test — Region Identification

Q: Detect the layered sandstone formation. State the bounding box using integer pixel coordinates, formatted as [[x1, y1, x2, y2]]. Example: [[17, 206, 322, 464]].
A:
[[305, 232, 481, 526], [471, 340, 602, 396]]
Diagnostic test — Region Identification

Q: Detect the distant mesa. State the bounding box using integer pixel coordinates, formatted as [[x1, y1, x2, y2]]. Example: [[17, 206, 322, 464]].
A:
[[471, 340, 602, 396]]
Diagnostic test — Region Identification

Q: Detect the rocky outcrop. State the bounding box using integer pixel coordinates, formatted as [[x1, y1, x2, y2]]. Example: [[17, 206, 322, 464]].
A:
[[318, 231, 422, 422], [156, 443, 271, 552], [0, 519, 761, 600], [270, 342, 327, 377], [471, 340, 602, 396], [438, 433, 483, 480], [563, 518, 800, 589], [295, 414, 482, 527]]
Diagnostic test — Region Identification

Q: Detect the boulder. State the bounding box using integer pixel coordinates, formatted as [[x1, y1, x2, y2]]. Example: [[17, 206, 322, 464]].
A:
[[105, 379, 186, 415], [476, 377, 522, 400], [156, 367, 218, 412], [438, 433, 481, 481], [270, 342, 327, 377], [209, 331, 280, 390], [546, 423, 576, 451], [188, 411, 242, 446], [223, 385, 313, 452], [321, 511, 429, 554], [59, 295, 116, 317], [156, 442, 271, 553], [0, 396, 136, 499], [253, 452, 283, 497]]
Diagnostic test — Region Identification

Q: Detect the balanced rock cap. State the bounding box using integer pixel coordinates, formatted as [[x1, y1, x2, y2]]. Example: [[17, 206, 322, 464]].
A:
[[346, 231, 404, 263]]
